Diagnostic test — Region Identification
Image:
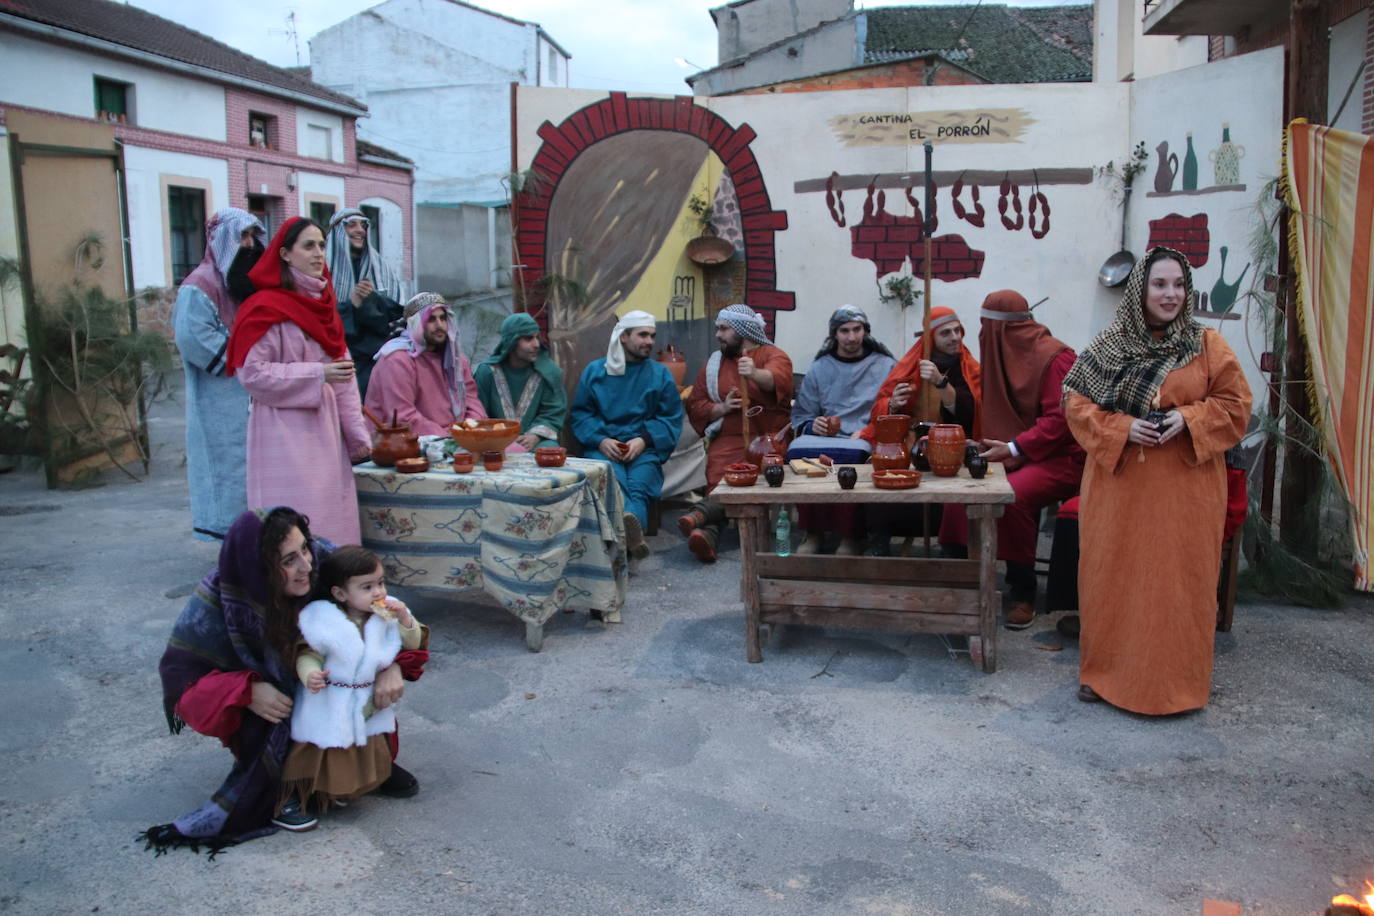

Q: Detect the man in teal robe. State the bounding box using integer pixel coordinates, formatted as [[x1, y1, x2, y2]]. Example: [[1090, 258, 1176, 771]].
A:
[[472, 313, 566, 450], [570, 311, 683, 557]]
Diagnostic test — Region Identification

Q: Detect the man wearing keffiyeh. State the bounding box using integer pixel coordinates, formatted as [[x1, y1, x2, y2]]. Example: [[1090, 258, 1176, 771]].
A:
[[326, 209, 407, 396], [682, 304, 794, 563], [172, 207, 265, 540], [364, 293, 486, 438]]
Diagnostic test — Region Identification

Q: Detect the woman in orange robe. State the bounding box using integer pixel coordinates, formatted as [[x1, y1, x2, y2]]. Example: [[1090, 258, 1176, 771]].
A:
[[1063, 248, 1251, 714]]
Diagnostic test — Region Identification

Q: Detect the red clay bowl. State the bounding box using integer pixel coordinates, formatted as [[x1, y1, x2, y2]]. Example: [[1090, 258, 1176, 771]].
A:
[[395, 457, 430, 474], [450, 418, 521, 454], [872, 469, 922, 490]]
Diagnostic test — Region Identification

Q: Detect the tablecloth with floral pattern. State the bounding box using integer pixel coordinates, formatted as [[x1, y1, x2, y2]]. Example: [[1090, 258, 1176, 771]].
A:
[[354, 454, 627, 627]]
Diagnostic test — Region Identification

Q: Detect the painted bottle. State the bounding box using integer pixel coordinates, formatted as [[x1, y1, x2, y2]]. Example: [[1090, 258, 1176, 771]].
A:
[[1210, 124, 1245, 186], [1182, 132, 1198, 191]]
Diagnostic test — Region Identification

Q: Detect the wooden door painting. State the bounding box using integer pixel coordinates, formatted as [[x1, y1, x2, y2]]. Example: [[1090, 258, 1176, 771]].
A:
[[513, 92, 795, 395]]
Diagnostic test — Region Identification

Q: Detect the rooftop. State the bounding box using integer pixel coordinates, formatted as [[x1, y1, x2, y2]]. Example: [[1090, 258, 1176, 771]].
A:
[[863, 4, 1093, 83], [0, 0, 366, 113]]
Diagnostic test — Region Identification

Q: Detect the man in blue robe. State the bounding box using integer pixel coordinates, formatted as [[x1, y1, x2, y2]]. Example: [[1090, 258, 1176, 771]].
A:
[[570, 311, 683, 559], [171, 208, 264, 540]]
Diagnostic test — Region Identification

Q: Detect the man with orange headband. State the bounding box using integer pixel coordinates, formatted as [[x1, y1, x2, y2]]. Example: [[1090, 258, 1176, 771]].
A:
[[940, 290, 1085, 629], [859, 305, 981, 555]]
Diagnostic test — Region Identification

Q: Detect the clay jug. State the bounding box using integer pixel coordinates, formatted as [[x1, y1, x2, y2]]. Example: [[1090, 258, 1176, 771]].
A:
[[744, 421, 788, 469], [918, 423, 965, 477], [372, 423, 420, 467], [871, 414, 911, 472], [656, 344, 688, 387]]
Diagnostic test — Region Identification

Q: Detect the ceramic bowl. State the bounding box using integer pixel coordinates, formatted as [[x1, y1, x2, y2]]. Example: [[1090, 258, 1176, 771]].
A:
[[451, 452, 474, 473], [450, 418, 521, 454], [535, 446, 567, 468], [722, 463, 759, 487], [872, 469, 922, 490], [481, 450, 504, 472], [395, 457, 429, 474]]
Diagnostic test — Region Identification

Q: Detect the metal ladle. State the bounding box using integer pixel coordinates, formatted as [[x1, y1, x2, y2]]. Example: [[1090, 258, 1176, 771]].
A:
[[1098, 185, 1135, 288]]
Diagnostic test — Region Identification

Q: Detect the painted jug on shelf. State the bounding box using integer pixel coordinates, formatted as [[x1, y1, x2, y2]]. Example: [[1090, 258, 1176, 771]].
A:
[[1209, 124, 1245, 187], [871, 414, 911, 472]]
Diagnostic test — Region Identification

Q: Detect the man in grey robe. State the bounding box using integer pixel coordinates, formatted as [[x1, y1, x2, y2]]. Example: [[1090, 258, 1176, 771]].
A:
[[790, 305, 895, 554], [171, 208, 264, 539]]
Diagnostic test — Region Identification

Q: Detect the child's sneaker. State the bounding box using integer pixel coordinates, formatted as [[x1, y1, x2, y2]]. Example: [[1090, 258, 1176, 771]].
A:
[[270, 800, 318, 832]]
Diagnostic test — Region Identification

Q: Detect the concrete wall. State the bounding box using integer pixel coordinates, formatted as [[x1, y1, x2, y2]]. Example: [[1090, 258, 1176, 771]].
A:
[[0, 123, 25, 372], [417, 204, 507, 298], [712, 0, 853, 62], [121, 146, 229, 289], [310, 0, 568, 206], [0, 31, 226, 141], [515, 50, 1283, 398], [1094, 0, 1208, 83], [693, 18, 860, 96]]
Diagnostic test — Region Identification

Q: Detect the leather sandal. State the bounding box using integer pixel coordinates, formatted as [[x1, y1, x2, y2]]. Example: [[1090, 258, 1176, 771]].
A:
[[677, 507, 707, 537]]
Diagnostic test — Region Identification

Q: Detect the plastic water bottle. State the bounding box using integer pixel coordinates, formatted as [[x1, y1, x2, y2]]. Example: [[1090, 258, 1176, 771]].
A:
[[775, 507, 791, 557]]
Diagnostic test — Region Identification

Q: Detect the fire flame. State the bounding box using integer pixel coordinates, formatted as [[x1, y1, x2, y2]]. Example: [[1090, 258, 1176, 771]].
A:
[[1331, 880, 1374, 914]]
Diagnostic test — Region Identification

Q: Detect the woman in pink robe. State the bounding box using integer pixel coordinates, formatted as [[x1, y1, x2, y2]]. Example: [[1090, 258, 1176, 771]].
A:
[[226, 218, 371, 544]]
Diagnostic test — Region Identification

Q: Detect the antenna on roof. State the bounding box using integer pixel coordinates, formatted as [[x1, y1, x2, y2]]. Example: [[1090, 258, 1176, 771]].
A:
[[270, 11, 303, 67]]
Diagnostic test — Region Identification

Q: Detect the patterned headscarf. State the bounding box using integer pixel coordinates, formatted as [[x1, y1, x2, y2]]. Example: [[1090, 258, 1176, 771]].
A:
[[1062, 247, 1204, 418], [375, 292, 468, 417], [606, 310, 656, 376], [716, 303, 770, 345], [182, 208, 265, 327], [815, 304, 894, 359], [326, 208, 405, 305]]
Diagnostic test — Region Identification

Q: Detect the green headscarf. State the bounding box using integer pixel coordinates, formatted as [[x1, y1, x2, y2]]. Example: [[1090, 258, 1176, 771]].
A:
[[482, 312, 561, 387]]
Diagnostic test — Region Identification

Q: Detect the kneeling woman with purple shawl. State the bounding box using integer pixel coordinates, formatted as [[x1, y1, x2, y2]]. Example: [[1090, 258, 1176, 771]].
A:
[[142, 509, 428, 853]]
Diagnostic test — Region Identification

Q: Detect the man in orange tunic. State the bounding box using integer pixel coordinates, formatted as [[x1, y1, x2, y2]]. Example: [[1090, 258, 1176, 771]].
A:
[[940, 290, 1085, 629], [680, 305, 794, 563]]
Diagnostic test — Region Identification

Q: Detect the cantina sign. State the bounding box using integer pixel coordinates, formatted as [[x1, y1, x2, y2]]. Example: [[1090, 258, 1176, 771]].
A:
[[829, 109, 1033, 146]]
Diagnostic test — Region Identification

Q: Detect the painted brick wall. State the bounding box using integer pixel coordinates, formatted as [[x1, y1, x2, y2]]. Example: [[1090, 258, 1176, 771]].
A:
[[732, 59, 983, 95], [1148, 212, 1210, 267]]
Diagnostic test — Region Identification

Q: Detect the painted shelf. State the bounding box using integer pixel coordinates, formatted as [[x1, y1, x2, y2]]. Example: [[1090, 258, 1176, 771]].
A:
[[1146, 184, 1247, 198]]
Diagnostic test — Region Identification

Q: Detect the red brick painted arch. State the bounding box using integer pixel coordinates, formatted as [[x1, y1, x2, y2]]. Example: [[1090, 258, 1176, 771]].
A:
[[513, 92, 795, 333]]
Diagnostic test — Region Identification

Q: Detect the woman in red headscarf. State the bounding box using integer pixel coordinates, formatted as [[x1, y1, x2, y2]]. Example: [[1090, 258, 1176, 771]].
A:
[[226, 217, 371, 544]]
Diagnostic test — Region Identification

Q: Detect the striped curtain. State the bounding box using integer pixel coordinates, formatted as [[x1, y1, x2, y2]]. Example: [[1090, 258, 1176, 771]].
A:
[[1284, 120, 1374, 591]]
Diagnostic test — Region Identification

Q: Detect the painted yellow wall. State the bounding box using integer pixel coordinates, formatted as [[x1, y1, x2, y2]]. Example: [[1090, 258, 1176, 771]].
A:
[[615, 154, 724, 322]]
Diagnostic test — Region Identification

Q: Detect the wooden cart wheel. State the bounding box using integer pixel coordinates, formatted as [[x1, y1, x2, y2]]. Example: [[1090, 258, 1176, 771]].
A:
[[968, 636, 984, 668]]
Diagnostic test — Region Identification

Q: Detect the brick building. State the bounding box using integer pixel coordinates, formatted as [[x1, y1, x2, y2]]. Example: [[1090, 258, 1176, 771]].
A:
[[0, 0, 415, 294]]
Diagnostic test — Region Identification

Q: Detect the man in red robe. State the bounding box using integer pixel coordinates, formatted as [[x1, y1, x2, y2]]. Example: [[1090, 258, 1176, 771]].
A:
[[940, 290, 1084, 629]]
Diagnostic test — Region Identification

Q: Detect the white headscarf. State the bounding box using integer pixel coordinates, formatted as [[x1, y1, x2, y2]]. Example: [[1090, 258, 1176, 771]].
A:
[[326, 208, 406, 304], [605, 310, 656, 376]]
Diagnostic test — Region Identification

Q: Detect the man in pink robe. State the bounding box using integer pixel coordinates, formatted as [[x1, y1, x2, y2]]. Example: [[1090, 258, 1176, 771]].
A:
[[365, 293, 484, 438]]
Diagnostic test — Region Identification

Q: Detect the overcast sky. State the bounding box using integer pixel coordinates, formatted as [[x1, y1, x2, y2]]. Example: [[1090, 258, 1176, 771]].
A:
[[124, 0, 1082, 95]]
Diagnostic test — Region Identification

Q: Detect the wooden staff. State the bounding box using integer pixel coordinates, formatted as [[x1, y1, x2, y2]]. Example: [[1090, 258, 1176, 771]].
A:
[[739, 377, 751, 456], [917, 140, 940, 425], [918, 142, 938, 554]]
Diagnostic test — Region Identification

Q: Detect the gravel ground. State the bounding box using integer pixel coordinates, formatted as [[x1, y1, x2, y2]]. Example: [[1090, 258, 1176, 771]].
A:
[[0, 377, 1370, 915]]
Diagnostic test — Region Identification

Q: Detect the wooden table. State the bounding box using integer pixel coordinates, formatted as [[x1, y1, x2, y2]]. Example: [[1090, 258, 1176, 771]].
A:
[[713, 464, 1014, 672], [354, 455, 627, 652]]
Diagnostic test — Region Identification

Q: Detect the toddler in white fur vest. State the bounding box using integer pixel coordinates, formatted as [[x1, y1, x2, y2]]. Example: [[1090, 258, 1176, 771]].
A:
[[277, 545, 425, 822]]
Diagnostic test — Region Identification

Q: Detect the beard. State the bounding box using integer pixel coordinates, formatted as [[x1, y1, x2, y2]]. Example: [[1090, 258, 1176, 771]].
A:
[[226, 243, 263, 303], [719, 338, 743, 359]]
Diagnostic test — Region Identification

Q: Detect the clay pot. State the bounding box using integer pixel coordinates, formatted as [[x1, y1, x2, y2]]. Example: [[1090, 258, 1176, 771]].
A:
[[871, 414, 911, 472], [837, 466, 857, 490], [745, 425, 788, 469], [656, 344, 688, 387], [964, 443, 980, 469], [723, 463, 759, 487], [535, 446, 567, 467], [918, 423, 966, 477], [968, 455, 989, 479], [482, 449, 503, 472], [395, 457, 429, 474], [764, 465, 785, 487], [372, 424, 420, 467], [451, 452, 474, 473]]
